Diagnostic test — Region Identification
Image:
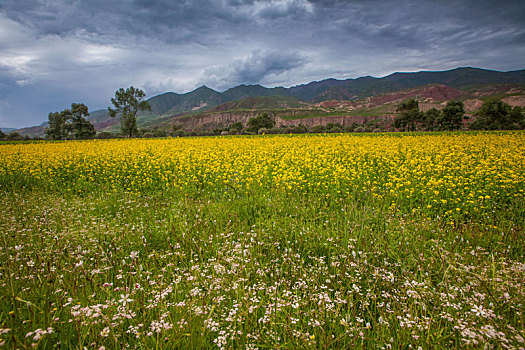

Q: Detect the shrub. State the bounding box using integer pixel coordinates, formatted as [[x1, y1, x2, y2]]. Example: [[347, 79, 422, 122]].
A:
[[311, 125, 326, 133], [247, 113, 275, 133]]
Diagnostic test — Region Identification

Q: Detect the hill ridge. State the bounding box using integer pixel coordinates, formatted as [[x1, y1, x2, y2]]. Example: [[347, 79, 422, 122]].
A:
[[13, 67, 525, 136]]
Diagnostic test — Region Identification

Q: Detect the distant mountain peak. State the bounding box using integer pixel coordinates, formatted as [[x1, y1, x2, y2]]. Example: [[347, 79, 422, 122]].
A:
[[194, 85, 216, 92]]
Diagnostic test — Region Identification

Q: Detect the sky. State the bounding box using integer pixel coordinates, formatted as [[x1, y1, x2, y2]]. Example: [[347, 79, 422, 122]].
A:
[[0, 0, 524, 128]]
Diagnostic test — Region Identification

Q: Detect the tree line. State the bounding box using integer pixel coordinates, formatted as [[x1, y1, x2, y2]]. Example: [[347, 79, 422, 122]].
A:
[[393, 98, 524, 132], [44, 86, 151, 140]]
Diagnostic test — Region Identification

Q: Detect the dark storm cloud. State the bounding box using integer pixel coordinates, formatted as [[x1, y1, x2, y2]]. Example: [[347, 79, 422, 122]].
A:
[[230, 51, 306, 83], [2, 0, 524, 47], [0, 0, 524, 128], [310, 0, 525, 54], [203, 50, 307, 90], [0, 0, 312, 44]]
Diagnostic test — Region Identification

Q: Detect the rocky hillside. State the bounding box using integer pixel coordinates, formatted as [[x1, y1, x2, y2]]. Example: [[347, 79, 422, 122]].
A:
[[154, 83, 524, 133], [316, 84, 525, 116], [153, 110, 394, 132]]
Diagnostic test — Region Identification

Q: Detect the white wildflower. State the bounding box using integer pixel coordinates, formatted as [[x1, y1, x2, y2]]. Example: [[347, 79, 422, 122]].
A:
[[471, 305, 486, 317], [119, 294, 134, 307], [100, 327, 110, 337]]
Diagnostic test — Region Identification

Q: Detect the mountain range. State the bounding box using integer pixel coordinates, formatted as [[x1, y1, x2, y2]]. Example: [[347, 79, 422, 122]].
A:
[[14, 67, 525, 137]]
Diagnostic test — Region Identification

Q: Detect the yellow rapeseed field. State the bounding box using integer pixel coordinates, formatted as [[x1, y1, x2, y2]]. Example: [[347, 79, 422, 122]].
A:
[[1, 132, 524, 223]]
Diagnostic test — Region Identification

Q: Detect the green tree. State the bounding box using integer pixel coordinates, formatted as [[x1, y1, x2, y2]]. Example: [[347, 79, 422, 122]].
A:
[[511, 107, 525, 129], [472, 99, 524, 130], [312, 125, 326, 133], [228, 122, 243, 134], [45, 103, 95, 140], [247, 112, 275, 133], [45, 111, 69, 140], [438, 100, 465, 131], [68, 103, 96, 139], [170, 124, 182, 134], [95, 131, 117, 139], [6, 132, 27, 141], [422, 108, 441, 131], [108, 86, 151, 138], [0, 129, 5, 140], [394, 99, 422, 131]]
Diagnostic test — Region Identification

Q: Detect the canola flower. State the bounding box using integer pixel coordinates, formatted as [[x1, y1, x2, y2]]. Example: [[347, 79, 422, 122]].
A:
[[1, 132, 523, 225]]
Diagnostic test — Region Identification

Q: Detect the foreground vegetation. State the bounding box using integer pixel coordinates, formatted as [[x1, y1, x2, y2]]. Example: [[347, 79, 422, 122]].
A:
[[0, 132, 524, 349]]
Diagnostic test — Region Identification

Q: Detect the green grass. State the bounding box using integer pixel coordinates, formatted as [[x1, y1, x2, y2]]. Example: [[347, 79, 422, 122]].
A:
[[0, 133, 524, 349], [478, 92, 525, 102], [1, 188, 523, 349]]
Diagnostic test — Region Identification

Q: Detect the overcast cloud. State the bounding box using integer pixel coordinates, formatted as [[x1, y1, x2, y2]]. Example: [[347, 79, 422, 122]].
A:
[[0, 0, 524, 128]]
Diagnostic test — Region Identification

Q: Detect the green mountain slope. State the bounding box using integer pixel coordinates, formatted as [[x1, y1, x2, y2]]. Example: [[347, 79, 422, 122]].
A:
[[383, 67, 525, 90], [163, 86, 224, 115], [147, 92, 183, 115], [222, 84, 291, 101]]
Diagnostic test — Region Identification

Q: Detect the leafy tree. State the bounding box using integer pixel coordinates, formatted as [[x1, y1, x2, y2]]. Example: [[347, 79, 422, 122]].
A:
[[6, 132, 27, 141], [472, 99, 524, 130], [95, 131, 117, 139], [229, 122, 243, 134], [45, 111, 68, 140], [394, 99, 422, 131], [311, 125, 326, 133], [247, 112, 275, 133], [325, 123, 340, 130], [422, 108, 441, 131], [171, 124, 183, 134], [512, 107, 525, 129], [364, 119, 382, 132], [172, 129, 186, 137], [0, 129, 6, 140], [345, 123, 360, 133], [45, 103, 95, 140], [438, 100, 465, 131], [327, 125, 343, 133], [291, 124, 308, 134], [68, 103, 96, 139], [108, 86, 151, 138]]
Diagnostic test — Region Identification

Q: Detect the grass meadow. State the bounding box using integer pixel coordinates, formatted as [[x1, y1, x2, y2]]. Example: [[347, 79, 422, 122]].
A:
[[0, 132, 524, 349]]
